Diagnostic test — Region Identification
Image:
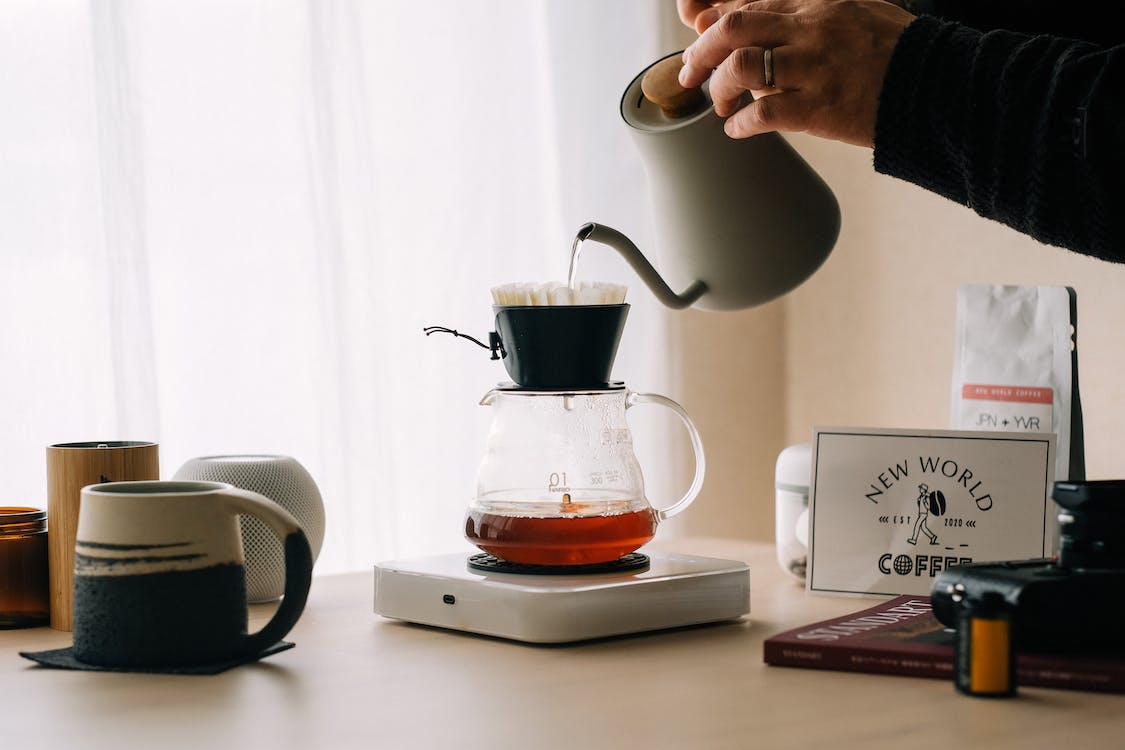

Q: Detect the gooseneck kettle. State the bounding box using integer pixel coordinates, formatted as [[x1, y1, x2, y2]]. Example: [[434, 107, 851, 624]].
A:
[[578, 51, 841, 311]]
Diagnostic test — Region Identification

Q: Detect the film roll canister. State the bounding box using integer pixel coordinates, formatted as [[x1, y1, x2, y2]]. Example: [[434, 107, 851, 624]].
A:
[[954, 592, 1017, 697]]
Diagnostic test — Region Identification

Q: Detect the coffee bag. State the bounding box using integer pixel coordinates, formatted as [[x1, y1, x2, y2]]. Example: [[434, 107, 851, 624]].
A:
[[950, 284, 1084, 482]]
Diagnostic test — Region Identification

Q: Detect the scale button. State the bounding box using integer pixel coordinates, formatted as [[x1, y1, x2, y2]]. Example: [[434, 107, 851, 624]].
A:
[[442, 594, 456, 605]]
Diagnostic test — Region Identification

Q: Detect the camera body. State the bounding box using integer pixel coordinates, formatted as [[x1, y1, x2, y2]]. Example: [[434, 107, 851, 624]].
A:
[[931, 480, 1125, 651]]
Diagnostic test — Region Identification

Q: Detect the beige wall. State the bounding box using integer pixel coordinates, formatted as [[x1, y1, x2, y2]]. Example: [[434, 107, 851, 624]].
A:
[[677, 134, 1125, 543], [670, 297, 787, 541]]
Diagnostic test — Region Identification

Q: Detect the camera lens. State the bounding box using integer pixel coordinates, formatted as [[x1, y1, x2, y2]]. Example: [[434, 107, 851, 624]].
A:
[[1051, 481, 1125, 569], [1057, 508, 1125, 569]]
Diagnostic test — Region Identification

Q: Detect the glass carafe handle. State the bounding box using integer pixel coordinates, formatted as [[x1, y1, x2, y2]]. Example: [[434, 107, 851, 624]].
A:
[[627, 391, 706, 521]]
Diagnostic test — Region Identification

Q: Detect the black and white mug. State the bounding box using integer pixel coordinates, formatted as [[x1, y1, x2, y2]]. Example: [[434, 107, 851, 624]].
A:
[[72, 480, 312, 668]]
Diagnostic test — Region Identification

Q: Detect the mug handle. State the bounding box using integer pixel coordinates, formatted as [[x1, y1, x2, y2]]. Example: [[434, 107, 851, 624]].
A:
[[215, 487, 314, 656], [626, 391, 706, 521]]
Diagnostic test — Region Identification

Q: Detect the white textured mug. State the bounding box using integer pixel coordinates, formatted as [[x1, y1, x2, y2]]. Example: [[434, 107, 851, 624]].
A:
[[72, 480, 312, 668]]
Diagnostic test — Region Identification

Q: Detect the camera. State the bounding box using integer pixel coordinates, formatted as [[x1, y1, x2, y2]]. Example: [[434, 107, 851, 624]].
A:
[[931, 480, 1125, 651]]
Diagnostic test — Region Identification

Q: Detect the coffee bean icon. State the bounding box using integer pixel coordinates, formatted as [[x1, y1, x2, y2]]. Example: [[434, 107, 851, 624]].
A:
[[927, 490, 947, 516]]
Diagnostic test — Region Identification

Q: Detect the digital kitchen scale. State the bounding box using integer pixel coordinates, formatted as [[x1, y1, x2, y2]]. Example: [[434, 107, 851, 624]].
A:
[[373, 550, 750, 643]]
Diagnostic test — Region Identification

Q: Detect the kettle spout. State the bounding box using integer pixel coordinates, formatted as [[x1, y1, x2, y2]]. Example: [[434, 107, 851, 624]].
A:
[[577, 222, 707, 310]]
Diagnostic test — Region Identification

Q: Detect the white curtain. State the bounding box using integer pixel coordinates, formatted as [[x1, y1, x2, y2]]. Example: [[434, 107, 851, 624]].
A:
[[0, 0, 690, 573]]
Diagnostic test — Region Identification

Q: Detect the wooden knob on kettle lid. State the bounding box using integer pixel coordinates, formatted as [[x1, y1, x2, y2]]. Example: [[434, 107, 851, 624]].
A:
[[641, 55, 706, 118]]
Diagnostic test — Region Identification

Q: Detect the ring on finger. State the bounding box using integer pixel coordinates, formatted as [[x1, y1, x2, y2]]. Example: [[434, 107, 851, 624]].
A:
[[763, 47, 775, 88]]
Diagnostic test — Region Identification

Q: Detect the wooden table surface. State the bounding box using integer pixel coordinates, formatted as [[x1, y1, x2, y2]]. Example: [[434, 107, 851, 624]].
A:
[[2, 537, 1122, 750]]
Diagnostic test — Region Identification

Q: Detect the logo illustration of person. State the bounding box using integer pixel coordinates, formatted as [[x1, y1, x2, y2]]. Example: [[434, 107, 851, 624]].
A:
[[908, 483, 940, 546]]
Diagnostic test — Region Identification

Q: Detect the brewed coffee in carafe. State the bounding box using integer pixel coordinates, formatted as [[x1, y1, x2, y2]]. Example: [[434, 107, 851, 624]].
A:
[[465, 508, 658, 566], [467, 387, 670, 566]]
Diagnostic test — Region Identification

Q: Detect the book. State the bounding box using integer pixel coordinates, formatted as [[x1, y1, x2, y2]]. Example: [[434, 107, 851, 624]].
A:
[[763, 595, 1125, 693]]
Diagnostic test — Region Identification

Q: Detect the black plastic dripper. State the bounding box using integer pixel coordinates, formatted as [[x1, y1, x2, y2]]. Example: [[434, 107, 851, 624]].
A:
[[493, 304, 629, 389]]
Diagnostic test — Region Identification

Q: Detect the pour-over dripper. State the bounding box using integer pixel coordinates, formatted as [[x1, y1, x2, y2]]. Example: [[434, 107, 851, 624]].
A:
[[493, 304, 628, 389], [425, 303, 629, 389]]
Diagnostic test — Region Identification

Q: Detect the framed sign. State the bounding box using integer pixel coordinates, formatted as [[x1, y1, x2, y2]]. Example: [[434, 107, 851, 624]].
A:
[[808, 427, 1055, 597]]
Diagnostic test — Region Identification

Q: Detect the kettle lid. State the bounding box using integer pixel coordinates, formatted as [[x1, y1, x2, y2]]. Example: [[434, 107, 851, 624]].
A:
[[623, 50, 714, 132]]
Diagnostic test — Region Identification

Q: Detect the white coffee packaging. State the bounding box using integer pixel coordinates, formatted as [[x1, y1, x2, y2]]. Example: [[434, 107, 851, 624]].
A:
[[950, 284, 1084, 482]]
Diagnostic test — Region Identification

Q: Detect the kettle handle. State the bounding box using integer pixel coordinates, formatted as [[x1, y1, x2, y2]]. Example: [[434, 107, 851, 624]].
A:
[[578, 223, 708, 310], [626, 391, 706, 521]]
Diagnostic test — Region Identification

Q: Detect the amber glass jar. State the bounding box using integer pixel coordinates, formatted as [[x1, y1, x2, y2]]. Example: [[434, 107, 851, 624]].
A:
[[0, 507, 49, 628]]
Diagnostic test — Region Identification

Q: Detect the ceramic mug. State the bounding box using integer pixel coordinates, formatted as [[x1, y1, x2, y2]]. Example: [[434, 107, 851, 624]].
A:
[[72, 480, 313, 668]]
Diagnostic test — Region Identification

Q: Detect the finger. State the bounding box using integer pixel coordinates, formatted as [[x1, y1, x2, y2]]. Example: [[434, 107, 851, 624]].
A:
[[722, 90, 816, 139], [708, 45, 778, 116], [676, 0, 716, 29], [694, 7, 723, 33], [679, 9, 789, 88], [736, 0, 802, 13]]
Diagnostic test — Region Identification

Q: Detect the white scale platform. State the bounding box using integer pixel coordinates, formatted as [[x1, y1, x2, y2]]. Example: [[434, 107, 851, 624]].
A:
[[373, 551, 750, 643]]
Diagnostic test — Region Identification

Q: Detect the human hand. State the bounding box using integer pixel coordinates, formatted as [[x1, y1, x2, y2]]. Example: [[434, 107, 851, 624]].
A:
[[678, 0, 914, 147]]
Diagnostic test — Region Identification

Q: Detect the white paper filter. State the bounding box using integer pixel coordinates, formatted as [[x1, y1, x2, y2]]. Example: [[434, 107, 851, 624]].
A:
[[491, 282, 627, 306]]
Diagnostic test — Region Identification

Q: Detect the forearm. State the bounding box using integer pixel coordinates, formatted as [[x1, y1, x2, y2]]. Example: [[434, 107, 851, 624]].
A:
[[874, 16, 1125, 263]]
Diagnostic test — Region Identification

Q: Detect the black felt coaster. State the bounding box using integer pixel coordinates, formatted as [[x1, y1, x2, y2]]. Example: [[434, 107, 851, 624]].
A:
[[19, 640, 294, 675]]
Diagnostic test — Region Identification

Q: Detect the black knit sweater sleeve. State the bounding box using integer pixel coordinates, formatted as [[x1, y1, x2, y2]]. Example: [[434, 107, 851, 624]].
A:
[[933, 0, 1125, 46], [873, 16, 1125, 263]]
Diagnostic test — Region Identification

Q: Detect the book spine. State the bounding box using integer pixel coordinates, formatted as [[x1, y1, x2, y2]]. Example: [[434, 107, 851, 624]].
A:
[[763, 643, 1125, 693], [1018, 663, 1125, 693], [763, 643, 952, 680]]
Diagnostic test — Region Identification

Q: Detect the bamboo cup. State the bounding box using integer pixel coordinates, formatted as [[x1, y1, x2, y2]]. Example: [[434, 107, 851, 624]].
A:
[[46, 441, 159, 630]]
